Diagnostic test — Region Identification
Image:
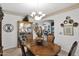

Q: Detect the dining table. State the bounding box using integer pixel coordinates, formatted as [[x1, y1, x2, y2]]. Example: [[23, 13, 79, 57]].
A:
[[25, 40, 61, 56]]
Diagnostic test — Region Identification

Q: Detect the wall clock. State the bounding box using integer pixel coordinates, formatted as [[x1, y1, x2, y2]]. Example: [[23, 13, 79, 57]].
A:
[[3, 24, 14, 32]]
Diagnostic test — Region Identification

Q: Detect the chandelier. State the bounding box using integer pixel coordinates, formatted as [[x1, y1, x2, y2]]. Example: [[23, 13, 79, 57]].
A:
[[30, 11, 46, 20]]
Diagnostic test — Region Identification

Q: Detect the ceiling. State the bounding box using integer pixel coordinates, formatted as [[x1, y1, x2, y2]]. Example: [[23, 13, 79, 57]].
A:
[[0, 3, 78, 17]]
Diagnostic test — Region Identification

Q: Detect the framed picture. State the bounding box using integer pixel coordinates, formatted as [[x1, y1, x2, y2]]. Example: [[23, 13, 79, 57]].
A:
[[3, 24, 14, 32], [64, 25, 74, 35]]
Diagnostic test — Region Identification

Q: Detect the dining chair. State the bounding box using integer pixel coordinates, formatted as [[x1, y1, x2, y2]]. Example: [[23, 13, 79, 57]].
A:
[[47, 33, 55, 43], [18, 38, 35, 56], [68, 41, 78, 56], [18, 38, 26, 56]]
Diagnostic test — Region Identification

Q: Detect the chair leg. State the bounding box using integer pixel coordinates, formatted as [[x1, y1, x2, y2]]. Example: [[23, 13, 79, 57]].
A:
[[27, 48, 35, 56]]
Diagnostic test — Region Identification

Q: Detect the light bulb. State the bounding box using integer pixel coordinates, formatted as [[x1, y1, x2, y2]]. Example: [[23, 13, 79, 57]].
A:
[[39, 11, 42, 15], [35, 16, 41, 20], [42, 14, 46, 17], [31, 12, 36, 17]]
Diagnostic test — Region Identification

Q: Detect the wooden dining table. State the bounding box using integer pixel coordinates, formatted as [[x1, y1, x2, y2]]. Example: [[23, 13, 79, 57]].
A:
[[25, 41, 61, 56]]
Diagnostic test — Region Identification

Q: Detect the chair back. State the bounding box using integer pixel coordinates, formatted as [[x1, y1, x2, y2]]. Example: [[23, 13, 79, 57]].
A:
[[68, 41, 78, 56], [47, 34, 55, 43], [18, 38, 26, 56]]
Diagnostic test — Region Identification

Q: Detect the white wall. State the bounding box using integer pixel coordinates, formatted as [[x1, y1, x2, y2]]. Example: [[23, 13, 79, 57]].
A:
[[44, 8, 79, 55], [2, 13, 23, 50]]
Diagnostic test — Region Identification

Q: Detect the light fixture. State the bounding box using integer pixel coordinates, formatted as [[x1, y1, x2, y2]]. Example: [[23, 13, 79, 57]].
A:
[[30, 11, 46, 20]]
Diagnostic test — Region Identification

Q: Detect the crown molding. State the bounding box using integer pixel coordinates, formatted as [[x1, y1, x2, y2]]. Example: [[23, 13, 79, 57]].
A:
[[44, 3, 79, 19], [3, 9, 25, 17]]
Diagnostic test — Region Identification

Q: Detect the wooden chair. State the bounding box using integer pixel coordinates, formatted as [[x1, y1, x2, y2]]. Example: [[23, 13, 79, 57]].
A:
[[18, 38, 26, 56], [26, 33, 33, 43], [47, 34, 55, 44], [18, 38, 35, 56], [68, 41, 78, 56]]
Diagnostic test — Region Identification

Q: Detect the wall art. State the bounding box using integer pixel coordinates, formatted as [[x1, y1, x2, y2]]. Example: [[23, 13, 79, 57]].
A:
[[3, 24, 14, 32], [60, 16, 78, 35]]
